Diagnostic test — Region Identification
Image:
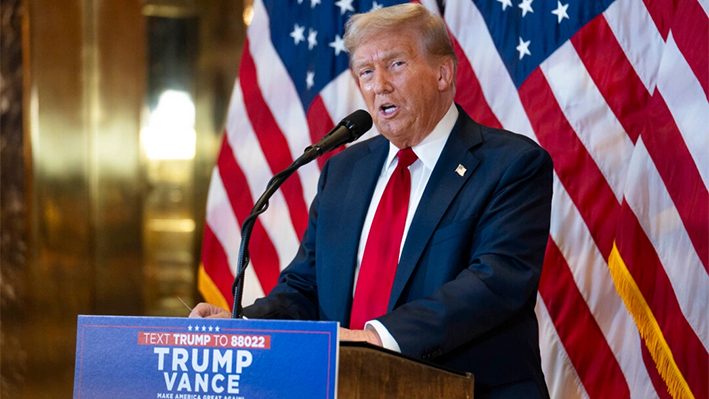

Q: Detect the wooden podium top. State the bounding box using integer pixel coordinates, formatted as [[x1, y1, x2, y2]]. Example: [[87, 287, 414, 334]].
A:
[[338, 342, 474, 399]]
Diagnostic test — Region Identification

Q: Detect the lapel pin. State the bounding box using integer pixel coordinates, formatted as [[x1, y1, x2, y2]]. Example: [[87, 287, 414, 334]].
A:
[[455, 164, 467, 177]]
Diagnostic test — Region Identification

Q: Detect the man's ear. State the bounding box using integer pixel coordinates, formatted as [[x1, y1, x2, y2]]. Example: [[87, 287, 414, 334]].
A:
[[437, 57, 455, 92]]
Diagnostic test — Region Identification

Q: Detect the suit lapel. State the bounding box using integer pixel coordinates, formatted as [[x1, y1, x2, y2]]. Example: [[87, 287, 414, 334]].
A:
[[388, 111, 483, 311], [331, 138, 388, 325]]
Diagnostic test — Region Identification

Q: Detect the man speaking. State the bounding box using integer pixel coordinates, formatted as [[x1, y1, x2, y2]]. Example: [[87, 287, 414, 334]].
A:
[[192, 3, 553, 398]]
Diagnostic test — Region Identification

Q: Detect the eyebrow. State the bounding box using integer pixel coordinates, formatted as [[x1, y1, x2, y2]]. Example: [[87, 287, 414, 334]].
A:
[[352, 49, 408, 70]]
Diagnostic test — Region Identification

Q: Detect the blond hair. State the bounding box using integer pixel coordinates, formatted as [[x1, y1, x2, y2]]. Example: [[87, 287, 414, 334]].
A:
[[343, 3, 457, 72]]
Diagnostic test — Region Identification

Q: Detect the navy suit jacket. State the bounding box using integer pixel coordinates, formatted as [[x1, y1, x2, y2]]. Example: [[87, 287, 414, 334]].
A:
[[244, 106, 553, 398]]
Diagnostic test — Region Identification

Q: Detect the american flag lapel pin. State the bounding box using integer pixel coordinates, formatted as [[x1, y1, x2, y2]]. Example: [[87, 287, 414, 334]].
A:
[[455, 164, 467, 177]]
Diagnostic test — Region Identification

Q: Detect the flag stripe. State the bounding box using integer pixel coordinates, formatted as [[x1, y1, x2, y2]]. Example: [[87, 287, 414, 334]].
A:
[[616, 204, 708, 398], [603, 0, 664, 94], [548, 175, 658, 398], [572, 12, 709, 269], [540, 40, 633, 203], [670, 0, 709, 98], [444, 0, 537, 141], [201, 224, 239, 307], [570, 15, 644, 144], [539, 238, 631, 399], [217, 137, 281, 294], [239, 43, 310, 238], [248, 0, 322, 207], [536, 294, 590, 399], [608, 242, 696, 399], [643, 91, 709, 270], [655, 35, 709, 189], [520, 69, 618, 258], [307, 95, 340, 170], [640, 337, 673, 399], [224, 84, 301, 273], [450, 36, 502, 129], [624, 140, 709, 350]]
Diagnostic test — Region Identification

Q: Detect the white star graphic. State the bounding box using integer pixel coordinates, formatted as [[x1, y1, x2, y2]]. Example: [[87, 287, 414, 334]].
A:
[[518, 0, 534, 17], [208, 326, 214, 332], [187, 325, 193, 331], [329, 34, 346, 56], [307, 28, 318, 50], [201, 326, 207, 332], [551, 1, 569, 23], [215, 326, 220, 332], [290, 24, 305, 45], [370, 1, 383, 11], [306, 71, 315, 90], [310, 0, 321, 8], [497, 0, 513, 11], [335, 0, 355, 15], [516, 37, 531, 60]]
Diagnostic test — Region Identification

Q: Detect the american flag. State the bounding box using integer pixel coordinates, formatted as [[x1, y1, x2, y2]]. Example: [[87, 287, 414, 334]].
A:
[[198, 0, 708, 397]]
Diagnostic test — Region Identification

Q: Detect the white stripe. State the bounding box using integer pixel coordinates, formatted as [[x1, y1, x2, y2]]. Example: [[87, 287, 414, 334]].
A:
[[319, 70, 381, 146], [604, 0, 665, 94], [698, 0, 709, 19], [205, 168, 265, 306], [206, 167, 242, 275], [550, 174, 659, 399], [248, 0, 320, 206], [541, 42, 633, 203], [225, 82, 301, 272], [625, 139, 709, 351], [536, 294, 590, 399], [656, 33, 709, 188], [444, 0, 538, 143]]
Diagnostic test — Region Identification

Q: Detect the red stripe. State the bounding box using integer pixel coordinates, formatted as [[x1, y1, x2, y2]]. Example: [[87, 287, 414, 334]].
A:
[[641, 0, 674, 40], [307, 95, 342, 170], [573, 15, 709, 270], [201, 223, 237, 304], [671, 0, 709, 100], [450, 35, 503, 129], [217, 136, 281, 294], [520, 69, 619, 258], [616, 202, 708, 398], [571, 15, 643, 144], [240, 40, 309, 239], [539, 238, 631, 399], [644, 92, 709, 270], [641, 335, 673, 399]]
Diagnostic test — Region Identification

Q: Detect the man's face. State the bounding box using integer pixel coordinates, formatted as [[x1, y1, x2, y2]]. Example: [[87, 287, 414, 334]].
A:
[[351, 29, 453, 149]]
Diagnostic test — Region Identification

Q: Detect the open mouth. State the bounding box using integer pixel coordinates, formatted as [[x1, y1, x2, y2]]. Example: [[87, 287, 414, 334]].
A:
[[381, 104, 397, 115]]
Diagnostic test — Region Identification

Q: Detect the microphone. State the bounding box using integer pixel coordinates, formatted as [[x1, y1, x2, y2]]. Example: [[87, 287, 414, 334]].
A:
[[231, 109, 372, 318], [301, 110, 373, 162]]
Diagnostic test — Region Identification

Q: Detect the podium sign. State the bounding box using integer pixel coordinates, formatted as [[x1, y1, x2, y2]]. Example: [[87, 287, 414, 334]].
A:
[[74, 315, 339, 399]]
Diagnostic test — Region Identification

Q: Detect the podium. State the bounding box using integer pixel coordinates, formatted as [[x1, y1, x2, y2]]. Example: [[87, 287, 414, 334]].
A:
[[74, 315, 474, 398], [339, 342, 474, 399]]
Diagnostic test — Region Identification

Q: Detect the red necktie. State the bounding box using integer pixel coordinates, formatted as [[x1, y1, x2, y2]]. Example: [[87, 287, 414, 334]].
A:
[[350, 148, 418, 329]]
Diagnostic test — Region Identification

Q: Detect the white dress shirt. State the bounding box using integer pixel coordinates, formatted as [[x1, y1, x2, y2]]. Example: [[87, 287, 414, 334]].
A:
[[356, 103, 459, 351]]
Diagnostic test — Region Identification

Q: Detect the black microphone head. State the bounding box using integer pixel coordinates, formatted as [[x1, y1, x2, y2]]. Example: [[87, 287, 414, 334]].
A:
[[340, 109, 373, 139]]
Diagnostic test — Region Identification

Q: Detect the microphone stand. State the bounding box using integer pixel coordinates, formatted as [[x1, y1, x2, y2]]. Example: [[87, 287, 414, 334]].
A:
[[231, 147, 322, 318]]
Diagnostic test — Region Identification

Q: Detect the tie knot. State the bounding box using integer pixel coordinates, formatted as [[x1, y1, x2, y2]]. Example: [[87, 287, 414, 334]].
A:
[[397, 148, 418, 169]]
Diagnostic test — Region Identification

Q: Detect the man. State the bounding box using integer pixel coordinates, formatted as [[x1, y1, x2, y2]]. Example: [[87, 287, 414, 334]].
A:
[[192, 4, 552, 398]]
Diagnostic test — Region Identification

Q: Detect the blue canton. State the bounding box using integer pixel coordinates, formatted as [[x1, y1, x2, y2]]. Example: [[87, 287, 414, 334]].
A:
[[265, 0, 406, 111], [467, 0, 615, 88]]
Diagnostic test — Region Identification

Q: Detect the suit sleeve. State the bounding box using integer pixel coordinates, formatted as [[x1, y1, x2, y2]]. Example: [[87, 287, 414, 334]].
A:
[[241, 160, 331, 321], [377, 145, 553, 360]]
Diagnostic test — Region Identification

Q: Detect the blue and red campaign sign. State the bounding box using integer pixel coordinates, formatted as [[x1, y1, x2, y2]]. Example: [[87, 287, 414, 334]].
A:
[[74, 315, 339, 399]]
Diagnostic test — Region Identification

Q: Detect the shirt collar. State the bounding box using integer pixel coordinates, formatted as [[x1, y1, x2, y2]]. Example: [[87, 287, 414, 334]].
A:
[[384, 102, 459, 171]]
